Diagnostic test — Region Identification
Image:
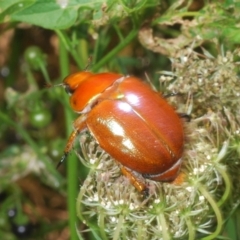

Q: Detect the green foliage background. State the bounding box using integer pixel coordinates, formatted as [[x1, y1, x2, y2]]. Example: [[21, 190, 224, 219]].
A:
[[0, 0, 240, 239]]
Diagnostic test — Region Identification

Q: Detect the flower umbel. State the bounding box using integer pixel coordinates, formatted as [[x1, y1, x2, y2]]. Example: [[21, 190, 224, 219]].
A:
[[76, 43, 239, 239]]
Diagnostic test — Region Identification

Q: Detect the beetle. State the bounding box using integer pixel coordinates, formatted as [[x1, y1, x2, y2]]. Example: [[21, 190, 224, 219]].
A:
[[58, 71, 184, 195]]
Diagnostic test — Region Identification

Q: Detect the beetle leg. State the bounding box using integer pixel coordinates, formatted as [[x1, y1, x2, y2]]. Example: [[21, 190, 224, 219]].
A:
[[57, 115, 87, 168], [163, 93, 191, 121], [162, 92, 191, 121], [178, 113, 191, 122], [120, 166, 149, 197]]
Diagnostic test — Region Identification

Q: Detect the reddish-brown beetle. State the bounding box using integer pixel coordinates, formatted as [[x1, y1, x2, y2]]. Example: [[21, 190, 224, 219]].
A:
[[58, 72, 184, 195]]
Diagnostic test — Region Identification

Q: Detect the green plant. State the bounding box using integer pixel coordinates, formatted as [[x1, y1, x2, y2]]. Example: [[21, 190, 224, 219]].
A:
[[0, 0, 239, 239]]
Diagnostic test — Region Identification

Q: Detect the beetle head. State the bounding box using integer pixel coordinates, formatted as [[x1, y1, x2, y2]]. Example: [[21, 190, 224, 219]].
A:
[[64, 72, 123, 113], [63, 71, 93, 95]]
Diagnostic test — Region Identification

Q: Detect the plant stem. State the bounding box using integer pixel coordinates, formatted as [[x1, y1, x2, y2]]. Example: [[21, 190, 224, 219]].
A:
[[216, 164, 231, 207], [184, 214, 195, 240], [56, 30, 85, 70], [0, 111, 64, 187], [91, 28, 138, 72], [199, 184, 223, 240], [113, 214, 124, 240], [58, 32, 79, 240], [157, 212, 171, 240]]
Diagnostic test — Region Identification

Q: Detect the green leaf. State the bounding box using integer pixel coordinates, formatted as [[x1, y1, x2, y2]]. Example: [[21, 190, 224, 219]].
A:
[[0, 0, 35, 23], [8, 0, 104, 29], [222, 27, 240, 43]]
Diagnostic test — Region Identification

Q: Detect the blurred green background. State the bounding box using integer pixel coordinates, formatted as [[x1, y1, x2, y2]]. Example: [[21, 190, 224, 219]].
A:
[[0, 0, 240, 239]]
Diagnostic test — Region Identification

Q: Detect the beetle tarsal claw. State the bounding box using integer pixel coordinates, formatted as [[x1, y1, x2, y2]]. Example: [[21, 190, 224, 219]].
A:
[[56, 152, 69, 169], [141, 187, 150, 198]]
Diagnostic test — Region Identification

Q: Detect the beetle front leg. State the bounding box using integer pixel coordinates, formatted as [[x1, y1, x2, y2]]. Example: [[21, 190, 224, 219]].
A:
[[57, 115, 88, 168], [121, 166, 149, 197]]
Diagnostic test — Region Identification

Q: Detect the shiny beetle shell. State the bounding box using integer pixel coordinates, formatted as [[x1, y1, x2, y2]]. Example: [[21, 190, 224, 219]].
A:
[[60, 72, 184, 194]]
